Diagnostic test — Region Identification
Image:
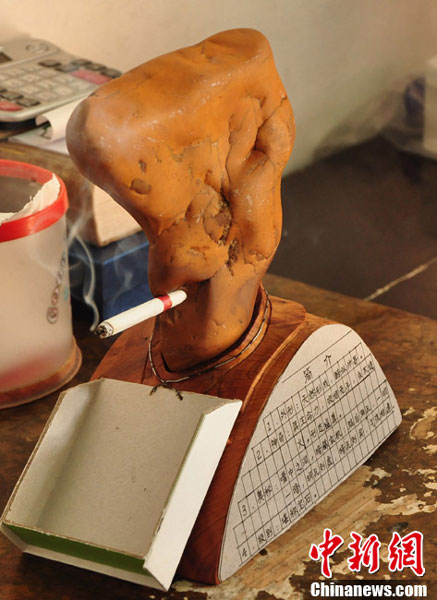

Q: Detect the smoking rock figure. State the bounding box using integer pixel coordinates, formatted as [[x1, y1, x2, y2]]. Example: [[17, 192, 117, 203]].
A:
[[67, 28, 294, 370]]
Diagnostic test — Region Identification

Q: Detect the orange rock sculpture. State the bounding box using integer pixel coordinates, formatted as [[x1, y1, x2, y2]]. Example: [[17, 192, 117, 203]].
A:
[[67, 28, 294, 370]]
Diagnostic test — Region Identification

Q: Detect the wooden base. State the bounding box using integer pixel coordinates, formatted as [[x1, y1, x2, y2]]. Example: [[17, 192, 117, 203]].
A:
[[0, 339, 82, 409], [93, 288, 332, 584]]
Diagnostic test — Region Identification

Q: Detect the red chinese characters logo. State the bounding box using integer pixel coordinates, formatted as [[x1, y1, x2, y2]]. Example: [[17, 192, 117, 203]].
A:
[[388, 531, 425, 577], [309, 529, 425, 578], [309, 528, 344, 578], [348, 532, 381, 574]]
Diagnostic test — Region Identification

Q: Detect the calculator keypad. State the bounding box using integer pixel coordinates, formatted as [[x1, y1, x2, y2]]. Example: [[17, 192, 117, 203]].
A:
[[0, 56, 121, 118]]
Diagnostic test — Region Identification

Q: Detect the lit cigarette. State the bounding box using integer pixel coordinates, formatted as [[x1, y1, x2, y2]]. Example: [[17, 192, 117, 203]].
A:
[[95, 289, 187, 338]]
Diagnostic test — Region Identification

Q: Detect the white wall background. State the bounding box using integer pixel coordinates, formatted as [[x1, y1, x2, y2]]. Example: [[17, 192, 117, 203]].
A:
[[1, 0, 436, 172]]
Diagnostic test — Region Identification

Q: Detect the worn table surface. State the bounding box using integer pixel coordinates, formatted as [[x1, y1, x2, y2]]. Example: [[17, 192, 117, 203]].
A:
[[1, 273, 436, 600]]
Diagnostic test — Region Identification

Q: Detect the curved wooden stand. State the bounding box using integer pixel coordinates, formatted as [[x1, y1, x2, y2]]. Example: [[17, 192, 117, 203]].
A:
[[93, 287, 332, 584]]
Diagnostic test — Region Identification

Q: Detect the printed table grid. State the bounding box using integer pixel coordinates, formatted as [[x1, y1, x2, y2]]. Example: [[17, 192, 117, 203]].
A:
[[233, 335, 399, 563]]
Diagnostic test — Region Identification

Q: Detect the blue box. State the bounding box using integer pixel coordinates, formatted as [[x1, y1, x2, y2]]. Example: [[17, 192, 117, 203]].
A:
[[69, 231, 152, 321]]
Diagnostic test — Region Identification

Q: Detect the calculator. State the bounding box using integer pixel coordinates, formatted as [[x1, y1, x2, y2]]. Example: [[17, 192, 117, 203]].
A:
[[0, 38, 122, 123]]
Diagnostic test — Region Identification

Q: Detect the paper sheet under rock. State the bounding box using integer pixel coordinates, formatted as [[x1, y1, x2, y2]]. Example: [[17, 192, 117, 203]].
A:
[[9, 99, 82, 154]]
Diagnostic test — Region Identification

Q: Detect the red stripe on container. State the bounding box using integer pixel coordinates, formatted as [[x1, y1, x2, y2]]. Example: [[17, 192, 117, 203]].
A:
[[0, 160, 68, 243]]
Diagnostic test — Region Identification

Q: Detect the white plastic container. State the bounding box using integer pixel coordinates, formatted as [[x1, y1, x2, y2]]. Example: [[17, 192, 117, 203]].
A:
[[0, 160, 81, 408]]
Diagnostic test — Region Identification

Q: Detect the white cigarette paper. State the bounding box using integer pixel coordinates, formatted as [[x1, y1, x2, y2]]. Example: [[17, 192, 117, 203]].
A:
[[96, 290, 187, 338]]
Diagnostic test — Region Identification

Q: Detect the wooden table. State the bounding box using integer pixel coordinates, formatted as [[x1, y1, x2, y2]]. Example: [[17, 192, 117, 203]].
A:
[[1, 274, 436, 600]]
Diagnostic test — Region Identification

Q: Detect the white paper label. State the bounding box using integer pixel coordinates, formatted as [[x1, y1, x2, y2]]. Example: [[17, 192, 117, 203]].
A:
[[218, 324, 402, 581]]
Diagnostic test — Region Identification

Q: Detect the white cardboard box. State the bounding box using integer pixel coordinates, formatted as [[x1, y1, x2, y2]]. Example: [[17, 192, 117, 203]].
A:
[[1, 378, 242, 590]]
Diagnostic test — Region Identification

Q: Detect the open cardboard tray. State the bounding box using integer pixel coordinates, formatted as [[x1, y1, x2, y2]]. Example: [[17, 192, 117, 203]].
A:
[[1, 378, 241, 590]]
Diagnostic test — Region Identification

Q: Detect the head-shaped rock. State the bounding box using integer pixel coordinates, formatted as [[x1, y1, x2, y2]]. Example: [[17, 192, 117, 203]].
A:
[[67, 28, 294, 370]]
